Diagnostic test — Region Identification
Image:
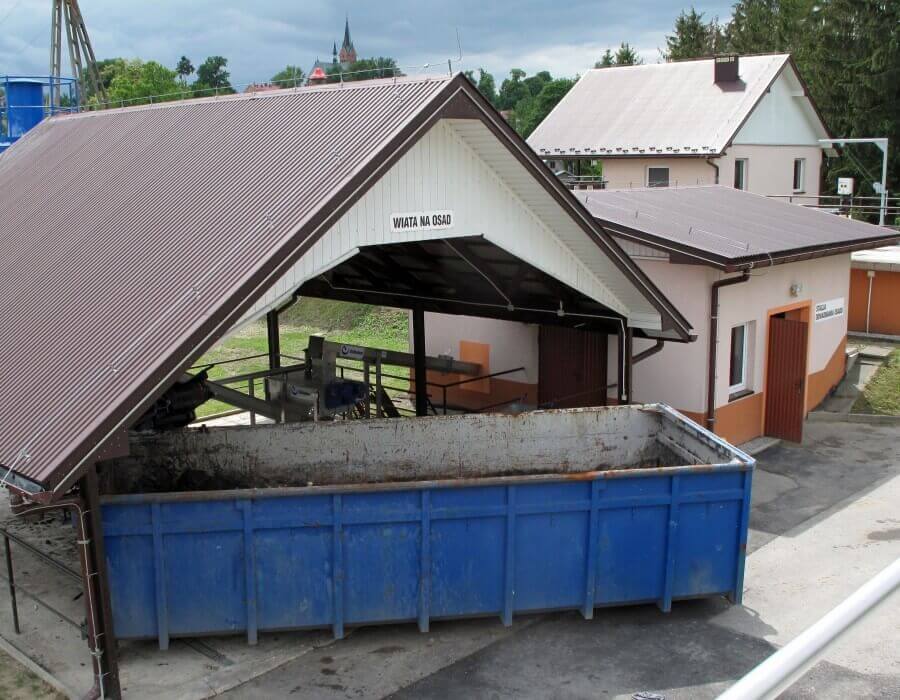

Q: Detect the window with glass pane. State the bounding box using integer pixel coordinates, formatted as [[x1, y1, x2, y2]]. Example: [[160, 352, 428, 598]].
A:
[[734, 159, 747, 190], [793, 158, 805, 192], [729, 324, 746, 390], [647, 167, 669, 188]]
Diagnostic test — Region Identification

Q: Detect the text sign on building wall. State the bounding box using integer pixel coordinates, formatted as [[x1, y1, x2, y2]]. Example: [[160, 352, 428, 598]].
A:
[[814, 297, 845, 323], [390, 210, 453, 233]]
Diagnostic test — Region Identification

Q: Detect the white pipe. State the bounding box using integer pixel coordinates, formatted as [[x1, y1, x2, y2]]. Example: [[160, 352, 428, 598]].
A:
[[718, 556, 900, 700], [865, 271, 875, 334]]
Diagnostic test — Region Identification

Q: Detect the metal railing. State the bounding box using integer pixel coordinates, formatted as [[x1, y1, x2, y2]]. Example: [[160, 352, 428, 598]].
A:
[[557, 174, 608, 190], [767, 194, 900, 227], [191, 352, 528, 422], [719, 556, 900, 699], [1, 526, 84, 636]]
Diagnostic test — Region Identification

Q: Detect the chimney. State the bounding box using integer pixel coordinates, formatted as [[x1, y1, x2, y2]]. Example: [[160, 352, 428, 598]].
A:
[[714, 55, 739, 84]]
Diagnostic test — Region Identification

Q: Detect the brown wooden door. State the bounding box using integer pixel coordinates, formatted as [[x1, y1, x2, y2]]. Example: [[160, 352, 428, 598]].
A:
[[538, 326, 607, 409], [765, 316, 808, 442]]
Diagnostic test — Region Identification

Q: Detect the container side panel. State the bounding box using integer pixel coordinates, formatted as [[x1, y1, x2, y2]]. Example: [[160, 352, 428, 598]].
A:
[[254, 527, 333, 629], [343, 522, 420, 624], [164, 531, 247, 636], [104, 534, 157, 639], [422, 484, 507, 618], [515, 512, 589, 611], [430, 518, 505, 617], [672, 500, 741, 597], [595, 506, 668, 604]]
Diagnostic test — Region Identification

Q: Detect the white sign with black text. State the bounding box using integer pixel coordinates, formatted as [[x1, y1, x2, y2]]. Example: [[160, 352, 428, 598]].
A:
[[814, 297, 845, 323], [390, 210, 454, 233]]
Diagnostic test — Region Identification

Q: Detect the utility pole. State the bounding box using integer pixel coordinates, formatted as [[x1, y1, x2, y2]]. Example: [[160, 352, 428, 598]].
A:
[[50, 0, 106, 107], [820, 138, 890, 227]]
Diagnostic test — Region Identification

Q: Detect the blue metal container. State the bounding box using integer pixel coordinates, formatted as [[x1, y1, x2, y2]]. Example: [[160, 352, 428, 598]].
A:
[[5, 80, 44, 138], [100, 405, 753, 649], [1, 76, 78, 153]]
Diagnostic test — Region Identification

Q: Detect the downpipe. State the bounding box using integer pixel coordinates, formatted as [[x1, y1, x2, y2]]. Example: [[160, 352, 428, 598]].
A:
[[706, 271, 750, 431]]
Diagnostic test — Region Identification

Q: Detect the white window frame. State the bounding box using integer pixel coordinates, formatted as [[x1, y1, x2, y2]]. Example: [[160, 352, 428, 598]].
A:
[[647, 166, 670, 188], [792, 158, 806, 193], [734, 158, 748, 190], [729, 323, 750, 394]]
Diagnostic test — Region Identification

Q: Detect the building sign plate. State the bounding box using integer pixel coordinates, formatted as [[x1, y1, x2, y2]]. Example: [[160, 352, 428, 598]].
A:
[[390, 210, 453, 233], [814, 297, 845, 323]]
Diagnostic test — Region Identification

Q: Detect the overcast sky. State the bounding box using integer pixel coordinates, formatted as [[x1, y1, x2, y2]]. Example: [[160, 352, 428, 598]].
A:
[[0, 0, 736, 87]]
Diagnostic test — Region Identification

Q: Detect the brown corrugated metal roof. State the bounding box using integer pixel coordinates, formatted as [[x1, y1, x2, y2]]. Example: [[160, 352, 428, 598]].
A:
[[0, 76, 459, 496], [578, 186, 900, 269], [0, 73, 691, 499]]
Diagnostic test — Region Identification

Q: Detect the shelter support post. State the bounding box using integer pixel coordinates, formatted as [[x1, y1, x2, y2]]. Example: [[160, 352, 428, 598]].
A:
[[79, 466, 122, 699], [616, 329, 625, 405], [623, 328, 633, 405], [413, 306, 428, 416], [266, 310, 281, 371]]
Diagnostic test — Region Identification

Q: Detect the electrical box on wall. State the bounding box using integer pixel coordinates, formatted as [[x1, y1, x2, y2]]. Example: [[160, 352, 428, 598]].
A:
[[837, 177, 854, 196]]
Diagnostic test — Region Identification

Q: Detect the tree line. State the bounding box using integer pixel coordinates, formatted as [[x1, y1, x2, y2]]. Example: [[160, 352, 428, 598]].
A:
[[76, 0, 897, 195]]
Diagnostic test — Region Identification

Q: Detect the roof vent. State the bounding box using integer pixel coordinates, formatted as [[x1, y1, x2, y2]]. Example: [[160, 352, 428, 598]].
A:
[[714, 55, 739, 84]]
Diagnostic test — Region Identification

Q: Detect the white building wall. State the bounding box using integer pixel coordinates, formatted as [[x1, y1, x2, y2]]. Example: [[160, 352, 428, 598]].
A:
[[614, 260, 717, 412], [732, 68, 825, 147], [716, 144, 822, 197], [425, 314, 540, 385], [622, 255, 850, 414], [714, 254, 849, 407]]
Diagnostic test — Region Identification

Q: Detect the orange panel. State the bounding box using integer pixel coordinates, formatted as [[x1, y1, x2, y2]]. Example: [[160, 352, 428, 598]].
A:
[[713, 393, 765, 445], [459, 340, 490, 394], [847, 268, 871, 333], [806, 337, 847, 411], [849, 269, 900, 336]]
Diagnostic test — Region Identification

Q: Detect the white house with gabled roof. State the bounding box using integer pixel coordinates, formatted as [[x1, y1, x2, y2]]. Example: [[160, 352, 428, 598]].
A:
[[528, 54, 833, 197]]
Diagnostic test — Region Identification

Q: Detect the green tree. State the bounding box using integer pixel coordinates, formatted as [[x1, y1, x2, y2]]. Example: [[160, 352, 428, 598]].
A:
[[475, 69, 498, 106], [107, 59, 183, 106], [271, 65, 305, 87], [523, 70, 552, 97], [464, 68, 499, 106], [193, 56, 234, 95], [614, 42, 643, 66], [664, 8, 725, 60], [498, 68, 529, 110], [595, 49, 615, 68], [176, 56, 194, 82], [514, 77, 576, 138]]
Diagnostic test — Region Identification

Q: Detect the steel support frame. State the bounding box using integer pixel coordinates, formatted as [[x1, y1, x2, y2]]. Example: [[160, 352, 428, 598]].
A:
[[413, 305, 428, 416], [78, 467, 122, 699]]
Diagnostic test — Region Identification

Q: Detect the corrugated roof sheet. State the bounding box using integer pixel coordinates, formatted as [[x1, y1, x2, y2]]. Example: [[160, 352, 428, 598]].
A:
[[528, 54, 792, 156], [0, 73, 692, 498], [578, 186, 900, 267], [0, 75, 458, 494]]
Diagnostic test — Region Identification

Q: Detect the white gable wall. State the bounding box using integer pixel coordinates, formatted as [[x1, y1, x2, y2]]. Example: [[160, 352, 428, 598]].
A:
[[733, 68, 825, 146], [236, 118, 664, 332]]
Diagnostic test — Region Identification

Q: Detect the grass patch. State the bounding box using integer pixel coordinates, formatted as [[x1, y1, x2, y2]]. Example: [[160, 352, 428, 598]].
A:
[[193, 301, 409, 418], [852, 349, 900, 415], [0, 651, 62, 699]]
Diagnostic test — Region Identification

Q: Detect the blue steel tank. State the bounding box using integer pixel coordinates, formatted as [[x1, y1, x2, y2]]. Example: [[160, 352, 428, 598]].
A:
[[1, 76, 78, 153]]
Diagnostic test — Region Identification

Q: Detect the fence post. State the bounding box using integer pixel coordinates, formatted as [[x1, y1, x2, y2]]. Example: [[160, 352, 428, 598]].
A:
[[4, 535, 20, 634]]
